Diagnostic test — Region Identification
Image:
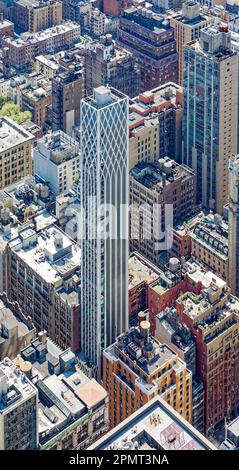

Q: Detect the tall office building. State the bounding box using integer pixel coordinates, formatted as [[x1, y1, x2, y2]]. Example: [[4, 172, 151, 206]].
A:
[[80, 86, 129, 378], [228, 154, 239, 297], [182, 23, 239, 214], [0, 357, 38, 450], [170, 1, 212, 85]]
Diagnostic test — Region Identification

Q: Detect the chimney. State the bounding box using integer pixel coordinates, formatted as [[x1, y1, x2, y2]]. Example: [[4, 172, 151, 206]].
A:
[[38, 330, 47, 345]]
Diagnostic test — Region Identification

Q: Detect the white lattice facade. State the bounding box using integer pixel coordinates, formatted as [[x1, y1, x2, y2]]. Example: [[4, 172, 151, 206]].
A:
[[80, 87, 129, 378]]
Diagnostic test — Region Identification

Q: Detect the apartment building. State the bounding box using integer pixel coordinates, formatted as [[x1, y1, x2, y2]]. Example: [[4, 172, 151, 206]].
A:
[[85, 35, 140, 98], [118, 7, 178, 92], [129, 157, 195, 265], [103, 319, 192, 429], [21, 85, 52, 131], [17, 334, 109, 450], [176, 277, 239, 432], [0, 14, 14, 41], [34, 131, 80, 196], [155, 307, 204, 432], [2, 22, 81, 73], [129, 83, 183, 168], [7, 225, 81, 352], [0, 117, 34, 191], [190, 213, 228, 281], [13, 0, 62, 33], [0, 357, 38, 450]]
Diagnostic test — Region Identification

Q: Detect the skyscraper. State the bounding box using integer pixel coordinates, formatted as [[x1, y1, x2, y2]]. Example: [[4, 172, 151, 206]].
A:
[[170, 1, 212, 85], [228, 154, 239, 297], [182, 23, 239, 214], [80, 86, 129, 378]]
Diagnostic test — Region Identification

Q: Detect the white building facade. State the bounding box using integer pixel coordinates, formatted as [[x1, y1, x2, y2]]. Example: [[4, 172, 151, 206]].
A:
[[80, 86, 129, 378]]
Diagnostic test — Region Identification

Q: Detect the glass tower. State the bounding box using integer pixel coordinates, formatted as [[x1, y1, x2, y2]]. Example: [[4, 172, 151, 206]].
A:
[[80, 86, 129, 378], [182, 24, 239, 214]]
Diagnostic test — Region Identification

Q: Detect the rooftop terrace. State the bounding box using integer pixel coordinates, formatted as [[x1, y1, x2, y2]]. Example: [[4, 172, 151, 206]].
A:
[[128, 253, 161, 289], [89, 396, 216, 450]]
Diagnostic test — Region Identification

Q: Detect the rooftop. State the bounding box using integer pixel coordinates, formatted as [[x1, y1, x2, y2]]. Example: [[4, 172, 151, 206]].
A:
[[129, 82, 181, 129], [75, 379, 108, 408], [8, 225, 81, 284], [107, 323, 178, 377], [130, 158, 194, 191], [19, 334, 107, 443], [89, 396, 216, 450], [35, 55, 60, 71], [3, 22, 80, 48], [182, 260, 227, 290], [128, 252, 161, 289], [0, 117, 34, 153], [191, 214, 228, 258], [36, 131, 80, 165], [123, 7, 173, 34], [83, 86, 126, 110], [15, 0, 61, 7], [0, 357, 37, 413], [178, 285, 239, 331], [0, 19, 13, 29]]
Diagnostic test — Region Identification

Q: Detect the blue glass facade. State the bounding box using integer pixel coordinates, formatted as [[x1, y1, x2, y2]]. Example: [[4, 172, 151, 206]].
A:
[[182, 47, 219, 207]]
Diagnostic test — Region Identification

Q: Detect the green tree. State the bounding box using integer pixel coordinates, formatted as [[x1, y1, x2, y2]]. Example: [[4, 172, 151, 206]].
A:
[[0, 102, 31, 124], [0, 93, 7, 109]]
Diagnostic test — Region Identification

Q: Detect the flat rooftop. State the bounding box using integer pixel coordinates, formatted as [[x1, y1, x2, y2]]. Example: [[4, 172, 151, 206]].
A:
[[8, 225, 81, 284], [178, 288, 239, 329], [173, 13, 209, 27], [37, 131, 80, 164], [123, 7, 173, 34], [0, 19, 13, 29], [83, 86, 127, 110], [128, 253, 161, 289], [89, 396, 216, 450], [4, 22, 80, 47], [16, 0, 61, 7], [183, 261, 227, 290], [35, 55, 60, 71], [0, 116, 34, 153], [227, 417, 239, 438], [112, 326, 177, 376], [130, 158, 193, 191], [0, 357, 37, 413], [130, 82, 181, 119]]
